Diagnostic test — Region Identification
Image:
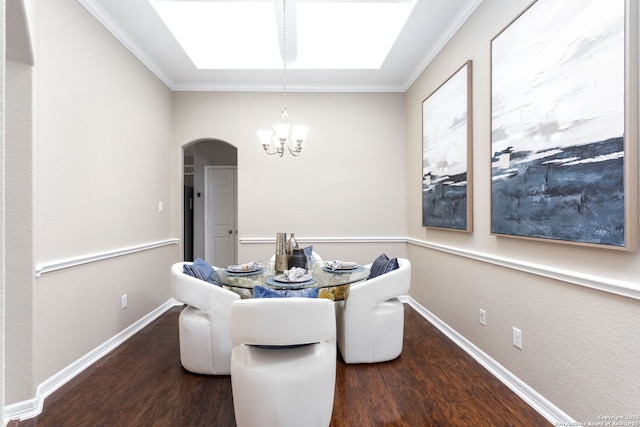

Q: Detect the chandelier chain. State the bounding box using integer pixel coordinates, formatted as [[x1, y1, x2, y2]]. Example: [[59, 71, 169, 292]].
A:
[[282, 0, 287, 115]]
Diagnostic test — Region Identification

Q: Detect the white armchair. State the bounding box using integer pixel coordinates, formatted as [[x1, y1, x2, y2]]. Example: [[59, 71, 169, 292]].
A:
[[171, 262, 240, 375], [230, 298, 336, 427], [335, 258, 411, 364]]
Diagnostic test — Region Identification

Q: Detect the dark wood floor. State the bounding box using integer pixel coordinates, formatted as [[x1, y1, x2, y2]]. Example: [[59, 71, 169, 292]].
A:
[[9, 305, 550, 427]]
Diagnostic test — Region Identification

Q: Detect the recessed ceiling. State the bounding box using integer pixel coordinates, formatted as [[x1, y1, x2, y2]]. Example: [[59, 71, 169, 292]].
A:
[[80, 0, 482, 92]]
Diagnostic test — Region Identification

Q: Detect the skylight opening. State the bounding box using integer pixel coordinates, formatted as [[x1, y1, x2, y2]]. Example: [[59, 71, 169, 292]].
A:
[[152, 1, 281, 69], [296, 2, 413, 69], [150, 0, 414, 70]]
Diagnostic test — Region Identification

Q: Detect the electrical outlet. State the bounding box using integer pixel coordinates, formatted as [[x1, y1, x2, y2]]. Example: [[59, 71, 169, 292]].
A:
[[513, 327, 522, 349], [479, 309, 486, 326], [158, 202, 164, 213], [121, 294, 127, 309]]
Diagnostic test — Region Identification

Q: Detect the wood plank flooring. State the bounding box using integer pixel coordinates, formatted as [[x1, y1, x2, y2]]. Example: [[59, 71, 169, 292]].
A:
[[9, 305, 551, 426]]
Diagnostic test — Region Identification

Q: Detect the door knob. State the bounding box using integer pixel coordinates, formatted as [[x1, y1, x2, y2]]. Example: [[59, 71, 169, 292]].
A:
[[228, 229, 233, 234]]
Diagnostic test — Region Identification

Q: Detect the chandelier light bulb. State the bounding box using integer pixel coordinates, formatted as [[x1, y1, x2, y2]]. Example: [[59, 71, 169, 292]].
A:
[[291, 125, 308, 145], [273, 122, 291, 141], [257, 130, 274, 149]]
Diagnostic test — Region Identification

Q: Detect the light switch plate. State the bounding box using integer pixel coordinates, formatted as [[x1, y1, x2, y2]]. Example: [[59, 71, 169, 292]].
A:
[[513, 327, 522, 349]]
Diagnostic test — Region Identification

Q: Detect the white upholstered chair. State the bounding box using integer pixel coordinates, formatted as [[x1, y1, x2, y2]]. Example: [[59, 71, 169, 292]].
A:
[[335, 258, 411, 364], [171, 262, 240, 375], [230, 298, 336, 427]]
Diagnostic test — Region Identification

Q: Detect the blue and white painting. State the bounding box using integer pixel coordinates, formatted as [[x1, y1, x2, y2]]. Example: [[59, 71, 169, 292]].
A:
[[491, 0, 626, 247], [423, 61, 472, 230]]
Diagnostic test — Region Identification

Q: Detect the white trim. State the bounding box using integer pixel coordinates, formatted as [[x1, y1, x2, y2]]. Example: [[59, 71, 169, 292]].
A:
[[240, 235, 639, 300], [34, 239, 179, 277], [78, 0, 481, 94], [3, 299, 183, 424], [239, 236, 407, 244], [406, 238, 640, 301], [172, 81, 407, 93], [4, 296, 570, 424], [78, 0, 176, 89], [401, 0, 484, 91], [4, 295, 569, 424], [400, 296, 575, 426]]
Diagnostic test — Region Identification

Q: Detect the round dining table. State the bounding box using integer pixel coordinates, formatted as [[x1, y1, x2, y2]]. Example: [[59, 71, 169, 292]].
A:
[[217, 260, 370, 300]]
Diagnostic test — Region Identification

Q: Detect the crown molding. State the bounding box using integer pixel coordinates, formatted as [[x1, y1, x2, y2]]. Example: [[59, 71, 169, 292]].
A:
[[402, 0, 483, 91], [79, 0, 177, 89], [80, 0, 482, 93]]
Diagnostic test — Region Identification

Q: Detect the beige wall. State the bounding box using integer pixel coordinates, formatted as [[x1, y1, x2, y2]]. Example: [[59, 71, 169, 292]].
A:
[[405, 0, 640, 422], [5, 0, 35, 405], [5, 60, 34, 404], [4, 0, 178, 404], [1, 0, 7, 422], [7, 0, 409, 407], [173, 91, 408, 264], [5, 0, 640, 423]]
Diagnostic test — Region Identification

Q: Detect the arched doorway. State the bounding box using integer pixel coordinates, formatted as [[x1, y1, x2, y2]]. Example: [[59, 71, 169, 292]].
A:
[[183, 139, 238, 266]]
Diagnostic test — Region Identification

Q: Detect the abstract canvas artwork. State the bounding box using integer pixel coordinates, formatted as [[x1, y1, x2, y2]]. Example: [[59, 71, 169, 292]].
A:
[[490, 0, 633, 249], [422, 61, 472, 231]]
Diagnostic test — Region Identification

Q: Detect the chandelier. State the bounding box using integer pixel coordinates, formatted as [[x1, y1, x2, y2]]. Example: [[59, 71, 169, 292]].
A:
[[257, 0, 308, 157]]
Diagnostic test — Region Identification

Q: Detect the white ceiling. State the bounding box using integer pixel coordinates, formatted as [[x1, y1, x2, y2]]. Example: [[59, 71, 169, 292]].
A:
[[79, 0, 482, 92]]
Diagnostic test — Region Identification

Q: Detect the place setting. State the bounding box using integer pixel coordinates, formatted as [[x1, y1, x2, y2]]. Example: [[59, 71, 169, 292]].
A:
[[266, 266, 317, 289], [322, 260, 364, 274], [222, 261, 265, 277]]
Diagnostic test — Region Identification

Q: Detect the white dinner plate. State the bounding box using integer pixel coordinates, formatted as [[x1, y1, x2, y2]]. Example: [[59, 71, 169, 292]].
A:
[[227, 265, 261, 273], [273, 273, 313, 283]]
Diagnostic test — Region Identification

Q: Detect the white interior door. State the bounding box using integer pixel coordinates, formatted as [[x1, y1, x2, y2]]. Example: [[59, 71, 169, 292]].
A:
[[205, 166, 237, 267]]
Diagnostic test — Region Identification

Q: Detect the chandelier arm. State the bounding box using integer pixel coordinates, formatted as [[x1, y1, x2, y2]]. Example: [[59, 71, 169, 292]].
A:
[[263, 147, 284, 156], [262, 138, 286, 156], [285, 142, 302, 157]]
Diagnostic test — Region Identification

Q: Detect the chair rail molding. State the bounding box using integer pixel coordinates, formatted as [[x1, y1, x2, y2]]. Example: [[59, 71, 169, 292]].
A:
[[406, 237, 640, 301], [242, 235, 639, 300], [239, 236, 407, 244], [34, 238, 180, 277]]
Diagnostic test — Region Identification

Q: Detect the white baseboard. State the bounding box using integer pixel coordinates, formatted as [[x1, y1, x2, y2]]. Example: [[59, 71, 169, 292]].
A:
[[4, 296, 574, 425], [400, 295, 575, 426], [3, 299, 183, 425]]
